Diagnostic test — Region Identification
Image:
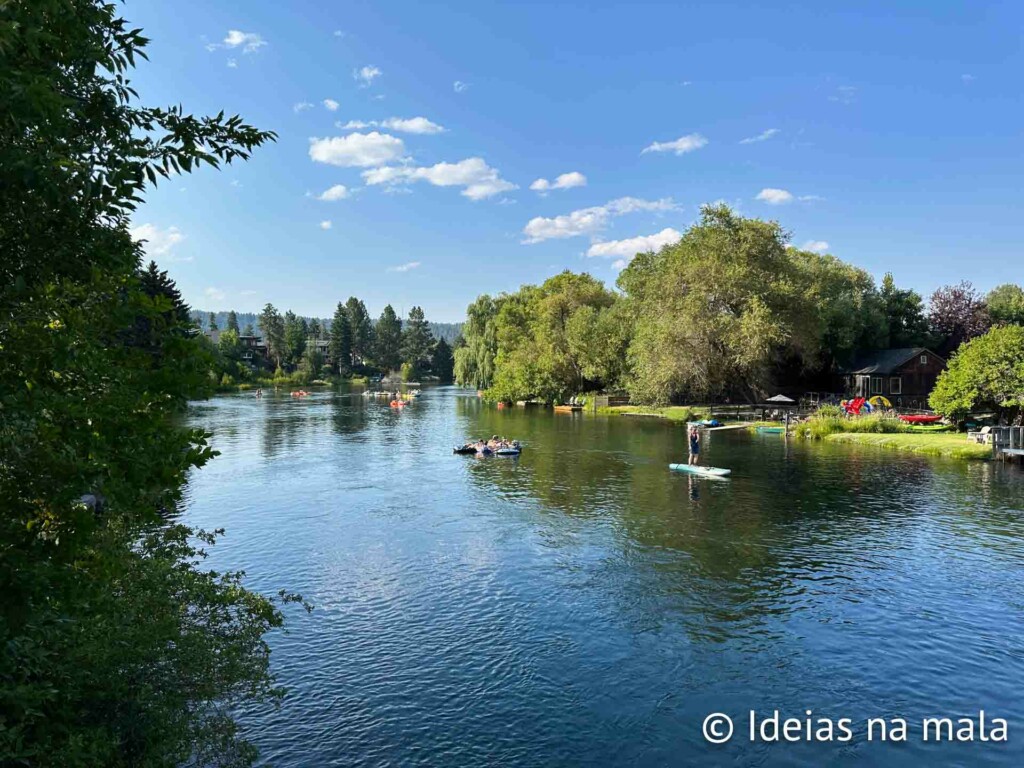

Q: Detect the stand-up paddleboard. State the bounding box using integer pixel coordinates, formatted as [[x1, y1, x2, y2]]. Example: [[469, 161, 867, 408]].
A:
[[669, 463, 731, 477]]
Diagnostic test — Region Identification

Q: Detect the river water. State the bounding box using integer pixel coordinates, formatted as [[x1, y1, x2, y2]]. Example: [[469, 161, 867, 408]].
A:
[[182, 386, 1024, 767]]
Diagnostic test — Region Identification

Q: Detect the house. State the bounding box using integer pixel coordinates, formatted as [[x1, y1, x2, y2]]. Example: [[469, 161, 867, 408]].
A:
[[838, 348, 946, 408]]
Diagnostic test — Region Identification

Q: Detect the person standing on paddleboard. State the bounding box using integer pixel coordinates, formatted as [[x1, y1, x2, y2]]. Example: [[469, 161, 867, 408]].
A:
[[688, 426, 701, 465]]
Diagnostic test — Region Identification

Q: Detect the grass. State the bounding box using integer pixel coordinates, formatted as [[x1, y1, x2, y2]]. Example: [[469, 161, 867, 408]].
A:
[[596, 405, 711, 422], [795, 413, 909, 439], [823, 432, 992, 460]]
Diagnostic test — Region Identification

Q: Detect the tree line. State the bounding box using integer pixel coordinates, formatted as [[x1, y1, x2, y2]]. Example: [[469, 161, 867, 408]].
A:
[[207, 300, 454, 384], [455, 205, 1024, 413]]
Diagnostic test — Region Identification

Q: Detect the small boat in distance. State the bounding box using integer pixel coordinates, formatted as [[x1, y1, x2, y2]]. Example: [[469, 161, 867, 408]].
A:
[[553, 404, 583, 413], [669, 464, 731, 477]]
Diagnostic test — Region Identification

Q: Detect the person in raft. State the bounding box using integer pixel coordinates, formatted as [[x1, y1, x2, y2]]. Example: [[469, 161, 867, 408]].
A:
[[688, 426, 701, 465]]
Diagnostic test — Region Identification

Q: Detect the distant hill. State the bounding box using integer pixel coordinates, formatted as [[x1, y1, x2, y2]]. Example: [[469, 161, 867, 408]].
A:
[[191, 310, 462, 344]]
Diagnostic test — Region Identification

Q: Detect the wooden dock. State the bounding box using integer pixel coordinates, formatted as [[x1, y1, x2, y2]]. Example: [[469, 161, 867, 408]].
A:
[[991, 427, 1024, 461]]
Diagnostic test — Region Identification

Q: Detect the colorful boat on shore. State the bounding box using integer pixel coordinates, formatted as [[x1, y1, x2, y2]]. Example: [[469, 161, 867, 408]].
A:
[[898, 414, 943, 424]]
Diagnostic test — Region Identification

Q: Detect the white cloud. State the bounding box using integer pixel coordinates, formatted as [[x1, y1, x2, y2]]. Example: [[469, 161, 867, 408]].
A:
[[222, 30, 266, 54], [226, 58, 238, 69], [205, 287, 226, 302], [612, 258, 628, 270], [336, 117, 445, 134], [333, 30, 346, 38], [316, 184, 350, 201], [641, 133, 708, 156], [353, 65, 382, 87], [530, 171, 587, 192], [381, 116, 445, 134], [319, 220, 332, 230], [230, 179, 241, 187], [293, 101, 313, 113], [961, 73, 975, 84], [239, 289, 257, 296], [323, 99, 339, 111], [130, 223, 186, 259], [521, 197, 678, 244], [587, 227, 682, 258], [755, 188, 794, 205], [802, 240, 830, 253], [453, 80, 469, 93], [797, 194, 824, 202], [387, 261, 421, 273], [309, 132, 405, 167], [739, 128, 780, 144], [829, 85, 857, 104], [362, 157, 516, 200]]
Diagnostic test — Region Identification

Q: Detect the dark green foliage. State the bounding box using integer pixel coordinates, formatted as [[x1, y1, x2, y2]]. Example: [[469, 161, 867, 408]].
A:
[[345, 297, 374, 364], [226, 310, 240, 333], [431, 337, 455, 382], [258, 303, 285, 369], [881, 273, 930, 348], [401, 306, 434, 376], [0, 2, 298, 764], [283, 311, 307, 368], [329, 302, 353, 375], [374, 305, 402, 372]]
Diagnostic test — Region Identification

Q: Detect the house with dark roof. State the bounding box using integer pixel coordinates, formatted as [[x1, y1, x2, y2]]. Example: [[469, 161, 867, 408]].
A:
[[838, 347, 946, 408]]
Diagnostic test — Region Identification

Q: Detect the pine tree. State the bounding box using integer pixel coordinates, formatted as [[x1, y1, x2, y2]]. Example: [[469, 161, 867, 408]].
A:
[[137, 260, 191, 324], [258, 303, 286, 368], [283, 311, 307, 369], [226, 310, 239, 333], [374, 305, 402, 372], [345, 297, 373, 363], [207, 312, 218, 332], [431, 337, 455, 382], [309, 318, 322, 339], [329, 302, 353, 375], [242, 322, 255, 337], [401, 306, 434, 375]]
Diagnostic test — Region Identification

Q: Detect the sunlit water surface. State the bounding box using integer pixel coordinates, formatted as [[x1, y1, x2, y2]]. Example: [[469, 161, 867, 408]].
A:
[[182, 387, 1024, 767]]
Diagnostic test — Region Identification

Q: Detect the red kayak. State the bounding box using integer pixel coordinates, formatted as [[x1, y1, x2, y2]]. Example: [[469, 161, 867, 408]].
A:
[[898, 414, 942, 424]]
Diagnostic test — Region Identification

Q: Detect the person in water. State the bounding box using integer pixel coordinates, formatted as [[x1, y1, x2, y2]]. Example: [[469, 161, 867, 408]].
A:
[[688, 426, 701, 465]]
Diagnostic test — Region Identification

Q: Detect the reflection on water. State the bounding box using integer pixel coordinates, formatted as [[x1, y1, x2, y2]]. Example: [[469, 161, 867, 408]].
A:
[[183, 387, 1024, 767]]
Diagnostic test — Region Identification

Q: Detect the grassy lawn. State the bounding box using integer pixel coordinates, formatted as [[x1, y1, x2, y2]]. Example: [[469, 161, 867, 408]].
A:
[[597, 405, 711, 422], [823, 432, 992, 460]]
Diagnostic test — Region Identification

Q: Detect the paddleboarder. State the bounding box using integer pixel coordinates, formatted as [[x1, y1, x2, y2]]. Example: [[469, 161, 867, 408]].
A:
[[688, 426, 701, 465]]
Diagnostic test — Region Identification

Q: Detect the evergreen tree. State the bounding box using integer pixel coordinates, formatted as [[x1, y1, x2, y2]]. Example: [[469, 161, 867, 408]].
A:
[[242, 322, 255, 337], [207, 312, 218, 332], [283, 311, 307, 369], [138, 260, 191, 324], [259, 303, 286, 369], [226, 310, 239, 333], [345, 297, 373, 363], [881, 273, 929, 348], [401, 306, 434, 375], [374, 304, 403, 372], [309, 318, 322, 339], [431, 337, 455, 382], [329, 302, 353, 375]]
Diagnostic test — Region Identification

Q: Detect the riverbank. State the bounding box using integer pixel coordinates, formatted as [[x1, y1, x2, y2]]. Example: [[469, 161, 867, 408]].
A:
[[596, 405, 711, 422], [822, 432, 992, 460]]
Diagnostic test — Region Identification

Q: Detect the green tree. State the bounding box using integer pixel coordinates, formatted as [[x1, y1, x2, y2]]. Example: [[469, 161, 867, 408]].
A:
[[431, 337, 455, 382], [345, 297, 373, 365], [138, 260, 191, 324], [930, 325, 1024, 423], [226, 310, 240, 333], [454, 295, 503, 389], [329, 302, 353, 375], [619, 205, 816, 404], [242, 322, 255, 336], [218, 327, 242, 374], [309, 318, 322, 339], [282, 311, 307, 370], [0, 2, 298, 765], [207, 311, 218, 332], [986, 284, 1024, 326], [401, 306, 434, 376], [880, 273, 930, 348], [258, 303, 285, 369], [374, 304, 403, 372]]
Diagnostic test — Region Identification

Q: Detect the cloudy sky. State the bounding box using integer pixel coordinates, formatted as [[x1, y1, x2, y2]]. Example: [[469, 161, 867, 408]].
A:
[[126, 0, 1023, 321]]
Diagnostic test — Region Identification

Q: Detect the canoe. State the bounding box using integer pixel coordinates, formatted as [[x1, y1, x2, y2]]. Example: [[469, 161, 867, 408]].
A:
[[553, 404, 583, 412], [669, 464, 732, 477], [756, 426, 784, 434]]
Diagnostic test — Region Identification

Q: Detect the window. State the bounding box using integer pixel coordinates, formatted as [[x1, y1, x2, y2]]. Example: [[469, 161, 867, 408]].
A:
[[890, 377, 902, 394], [920, 354, 928, 364], [871, 377, 883, 394]]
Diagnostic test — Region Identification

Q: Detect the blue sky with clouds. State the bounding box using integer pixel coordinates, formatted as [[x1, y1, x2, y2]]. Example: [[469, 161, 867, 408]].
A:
[[126, 0, 1023, 322]]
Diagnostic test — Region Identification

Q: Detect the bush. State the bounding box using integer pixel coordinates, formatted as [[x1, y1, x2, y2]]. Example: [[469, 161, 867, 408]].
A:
[[797, 412, 910, 439]]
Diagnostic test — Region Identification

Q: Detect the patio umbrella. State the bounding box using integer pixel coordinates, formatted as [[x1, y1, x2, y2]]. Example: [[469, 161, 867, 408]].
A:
[[765, 394, 796, 403]]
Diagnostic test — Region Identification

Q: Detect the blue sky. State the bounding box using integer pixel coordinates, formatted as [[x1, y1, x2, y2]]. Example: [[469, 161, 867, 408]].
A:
[[126, 0, 1023, 322]]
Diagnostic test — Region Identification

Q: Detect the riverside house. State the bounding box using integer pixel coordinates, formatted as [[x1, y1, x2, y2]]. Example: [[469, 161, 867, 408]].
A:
[[838, 347, 946, 409]]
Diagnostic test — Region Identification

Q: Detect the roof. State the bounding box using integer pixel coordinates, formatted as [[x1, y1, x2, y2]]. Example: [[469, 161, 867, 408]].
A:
[[840, 347, 944, 375]]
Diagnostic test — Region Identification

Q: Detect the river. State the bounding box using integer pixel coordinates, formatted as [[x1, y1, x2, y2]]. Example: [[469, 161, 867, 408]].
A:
[[182, 386, 1024, 767]]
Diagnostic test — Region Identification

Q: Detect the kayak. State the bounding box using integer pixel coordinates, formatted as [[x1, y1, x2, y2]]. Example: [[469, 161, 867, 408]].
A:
[[898, 414, 942, 424], [669, 464, 732, 477], [756, 426, 784, 434]]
